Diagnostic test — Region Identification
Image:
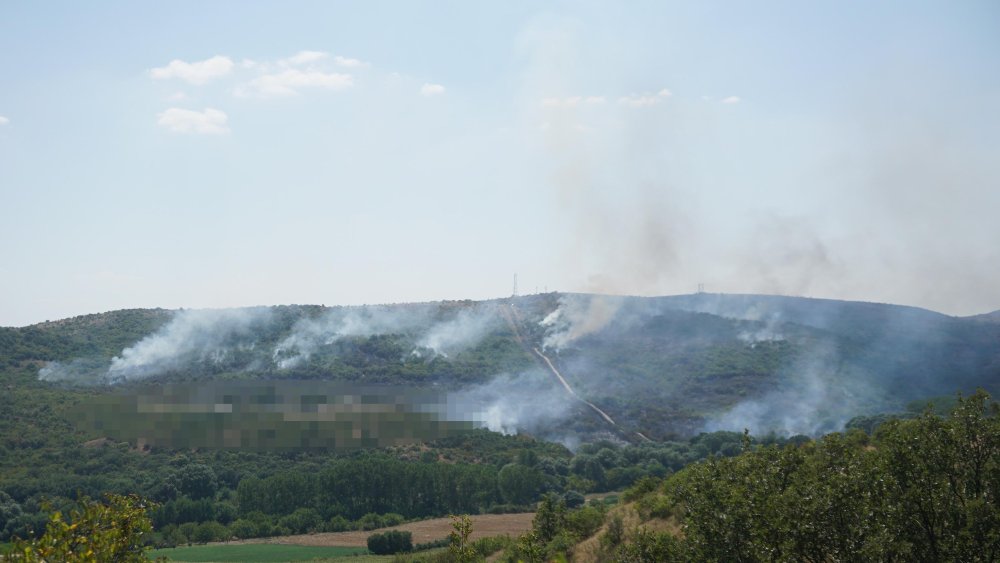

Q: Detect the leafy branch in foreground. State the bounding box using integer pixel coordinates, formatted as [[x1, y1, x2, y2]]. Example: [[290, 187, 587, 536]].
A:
[[8, 494, 157, 562]]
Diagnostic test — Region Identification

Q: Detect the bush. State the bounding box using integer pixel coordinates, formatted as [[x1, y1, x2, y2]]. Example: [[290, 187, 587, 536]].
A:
[[326, 515, 351, 532], [213, 502, 237, 525], [614, 527, 685, 562], [229, 518, 258, 539], [562, 490, 586, 509], [278, 507, 321, 534], [192, 520, 229, 543], [414, 537, 450, 551], [177, 522, 197, 543], [547, 530, 578, 558], [367, 529, 413, 555], [601, 515, 625, 550], [357, 512, 384, 531], [565, 504, 605, 538], [623, 476, 662, 503], [381, 512, 405, 527], [472, 534, 512, 557]]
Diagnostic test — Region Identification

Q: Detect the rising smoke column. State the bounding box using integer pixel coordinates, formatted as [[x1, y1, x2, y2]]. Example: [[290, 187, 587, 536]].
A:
[[105, 307, 274, 382], [38, 308, 276, 383], [540, 294, 623, 351]]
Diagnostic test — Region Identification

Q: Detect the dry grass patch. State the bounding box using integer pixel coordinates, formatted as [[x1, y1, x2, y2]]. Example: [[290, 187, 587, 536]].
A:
[[571, 502, 682, 563]]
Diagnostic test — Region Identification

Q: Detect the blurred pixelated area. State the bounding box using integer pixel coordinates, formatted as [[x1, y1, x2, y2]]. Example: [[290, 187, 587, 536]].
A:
[[71, 382, 475, 450]]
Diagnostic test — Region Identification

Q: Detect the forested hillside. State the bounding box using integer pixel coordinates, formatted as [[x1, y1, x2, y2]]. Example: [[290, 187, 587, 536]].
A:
[[4, 293, 1000, 442], [1, 293, 998, 557]]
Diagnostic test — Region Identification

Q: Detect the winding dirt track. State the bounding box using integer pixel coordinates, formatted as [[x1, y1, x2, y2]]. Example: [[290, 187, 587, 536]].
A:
[[502, 302, 649, 442], [532, 347, 619, 428]]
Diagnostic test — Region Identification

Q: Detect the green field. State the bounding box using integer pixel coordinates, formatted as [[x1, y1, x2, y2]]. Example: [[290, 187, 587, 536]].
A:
[[150, 544, 368, 562]]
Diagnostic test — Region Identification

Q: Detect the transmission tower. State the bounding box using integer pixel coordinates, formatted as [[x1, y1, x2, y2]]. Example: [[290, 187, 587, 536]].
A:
[[512, 274, 518, 297]]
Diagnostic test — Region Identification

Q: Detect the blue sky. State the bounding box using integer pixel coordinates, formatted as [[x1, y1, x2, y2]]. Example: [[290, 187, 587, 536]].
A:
[[1, 1, 998, 325]]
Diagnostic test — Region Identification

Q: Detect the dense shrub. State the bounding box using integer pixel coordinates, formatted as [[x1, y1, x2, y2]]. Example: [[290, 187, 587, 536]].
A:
[[191, 520, 229, 543], [666, 391, 1000, 561], [367, 529, 413, 555]]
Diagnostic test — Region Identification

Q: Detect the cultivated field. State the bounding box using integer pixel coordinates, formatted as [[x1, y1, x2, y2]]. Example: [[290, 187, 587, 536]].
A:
[[232, 513, 535, 547], [150, 544, 366, 562]]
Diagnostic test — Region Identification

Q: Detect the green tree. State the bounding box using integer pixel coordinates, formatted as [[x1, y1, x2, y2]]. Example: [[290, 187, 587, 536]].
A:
[[876, 391, 1000, 561], [8, 494, 155, 562], [172, 464, 218, 500], [497, 463, 545, 505], [278, 507, 321, 534], [448, 514, 476, 563], [0, 491, 23, 539], [664, 390, 1000, 562], [228, 518, 257, 539], [532, 494, 566, 543]]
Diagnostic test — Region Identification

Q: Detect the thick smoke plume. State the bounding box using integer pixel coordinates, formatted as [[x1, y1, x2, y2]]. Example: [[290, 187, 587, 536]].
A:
[[39, 303, 502, 383], [416, 307, 498, 358], [702, 345, 874, 436], [107, 308, 272, 381], [40, 308, 274, 383], [272, 306, 429, 369], [448, 369, 576, 436], [540, 294, 623, 351], [521, 15, 1000, 316]]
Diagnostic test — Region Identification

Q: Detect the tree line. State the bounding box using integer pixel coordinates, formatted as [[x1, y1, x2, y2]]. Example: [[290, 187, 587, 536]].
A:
[[592, 390, 1000, 562]]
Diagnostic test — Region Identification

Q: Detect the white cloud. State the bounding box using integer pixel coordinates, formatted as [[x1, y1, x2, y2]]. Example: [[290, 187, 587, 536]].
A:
[[150, 55, 234, 85], [618, 95, 659, 107], [282, 50, 328, 66], [619, 89, 673, 107], [235, 69, 354, 98], [722, 96, 741, 104], [156, 108, 229, 134], [542, 96, 606, 107], [167, 91, 188, 101], [0, 116, 8, 125], [420, 83, 446, 96], [334, 56, 368, 68]]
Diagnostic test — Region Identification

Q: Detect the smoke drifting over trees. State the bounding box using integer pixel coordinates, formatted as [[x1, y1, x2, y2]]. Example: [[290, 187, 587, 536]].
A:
[[31, 292, 1000, 441], [41, 304, 501, 384]]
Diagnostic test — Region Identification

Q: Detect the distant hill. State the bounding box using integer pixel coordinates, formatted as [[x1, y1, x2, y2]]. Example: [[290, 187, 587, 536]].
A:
[[2, 293, 998, 442], [967, 309, 1000, 324]]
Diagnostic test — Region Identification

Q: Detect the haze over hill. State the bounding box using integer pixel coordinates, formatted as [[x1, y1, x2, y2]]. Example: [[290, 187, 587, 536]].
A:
[[3, 3, 1000, 328], [8, 292, 998, 441]]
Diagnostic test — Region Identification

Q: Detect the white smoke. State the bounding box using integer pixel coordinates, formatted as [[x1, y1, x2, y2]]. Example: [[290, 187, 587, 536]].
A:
[[541, 294, 623, 350], [106, 308, 273, 381], [273, 304, 499, 368], [38, 357, 110, 383], [416, 307, 498, 357], [736, 306, 785, 345], [703, 346, 876, 436], [39, 303, 505, 383], [449, 369, 576, 435], [271, 306, 428, 369]]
